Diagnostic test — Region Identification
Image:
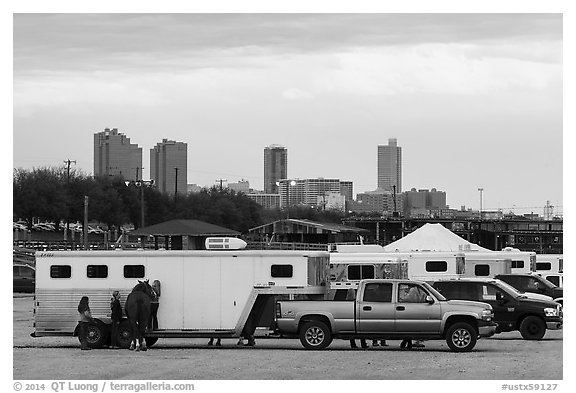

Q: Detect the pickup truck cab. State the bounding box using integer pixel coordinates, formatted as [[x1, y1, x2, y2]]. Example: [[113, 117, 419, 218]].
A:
[[495, 273, 563, 305], [432, 278, 562, 340], [275, 279, 496, 352]]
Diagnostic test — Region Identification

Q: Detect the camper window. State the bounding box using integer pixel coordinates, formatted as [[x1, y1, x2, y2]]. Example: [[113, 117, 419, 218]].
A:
[[536, 262, 552, 271], [50, 265, 71, 278], [271, 264, 293, 278], [87, 265, 108, 278], [425, 261, 447, 273], [348, 265, 375, 280], [474, 265, 490, 277], [511, 260, 524, 269], [123, 265, 145, 278]]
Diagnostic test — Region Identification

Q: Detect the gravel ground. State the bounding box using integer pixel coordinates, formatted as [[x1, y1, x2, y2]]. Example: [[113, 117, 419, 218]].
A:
[[13, 294, 564, 380]]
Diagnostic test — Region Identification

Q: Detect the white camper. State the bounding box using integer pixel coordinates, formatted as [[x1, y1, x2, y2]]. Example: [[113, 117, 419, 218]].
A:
[[499, 247, 536, 274], [461, 252, 513, 278], [32, 248, 330, 348], [327, 253, 408, 290], [376, 251, 466, 283]]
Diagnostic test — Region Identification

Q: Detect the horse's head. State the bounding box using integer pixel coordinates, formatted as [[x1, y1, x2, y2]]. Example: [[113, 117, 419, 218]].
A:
[[132, 279, 154, 298]]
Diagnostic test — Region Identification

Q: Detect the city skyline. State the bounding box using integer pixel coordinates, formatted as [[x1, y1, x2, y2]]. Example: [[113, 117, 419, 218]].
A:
[[13, 13, 563, 215]]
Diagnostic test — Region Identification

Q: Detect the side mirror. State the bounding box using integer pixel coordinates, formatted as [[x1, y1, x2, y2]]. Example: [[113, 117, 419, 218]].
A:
[[425, 295, 434, 304]]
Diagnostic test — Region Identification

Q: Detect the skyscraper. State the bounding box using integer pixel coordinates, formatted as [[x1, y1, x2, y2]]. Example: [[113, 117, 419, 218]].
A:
[[264, 145, 287, 194], [94, 128, 142, 180], [150, 139, 188, 195], [377, 138, 402, 193]]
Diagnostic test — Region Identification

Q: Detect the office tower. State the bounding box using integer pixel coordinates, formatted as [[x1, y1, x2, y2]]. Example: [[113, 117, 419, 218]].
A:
[[150, 139, 188, 195], [264, 145, 287, 194], [94, 128, 142, 180], [377, 138, 402, 193], [276, 178, 352, 208]]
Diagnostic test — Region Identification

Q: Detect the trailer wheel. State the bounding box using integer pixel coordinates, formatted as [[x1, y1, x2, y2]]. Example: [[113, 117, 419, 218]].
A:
[[79, 322, 107, 349], [116, 320, 133, 349], [299, 321, 332, 350], [446, 322, 477, 352], [519, 316, 546, 340], [145, 337, 159, 347]]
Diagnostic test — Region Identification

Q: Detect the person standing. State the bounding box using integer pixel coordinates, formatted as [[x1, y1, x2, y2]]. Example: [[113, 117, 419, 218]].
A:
[[110, 291, 122, 349], [149, 280, 161, 330], [77, 296, 94, 350]]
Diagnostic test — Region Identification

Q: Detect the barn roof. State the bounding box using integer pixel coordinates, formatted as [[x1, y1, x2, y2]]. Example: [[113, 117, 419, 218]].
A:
[[130, 219, 240, 237], [249, 218, 368, 234]]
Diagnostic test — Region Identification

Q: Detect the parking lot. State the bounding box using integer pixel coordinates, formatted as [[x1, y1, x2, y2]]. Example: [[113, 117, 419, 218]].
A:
[[13, 294, 563, 380]]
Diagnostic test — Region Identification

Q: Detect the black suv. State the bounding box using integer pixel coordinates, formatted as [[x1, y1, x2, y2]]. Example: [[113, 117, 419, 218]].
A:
[[432, 278, 562, 340], [495, 274, 563, 304]]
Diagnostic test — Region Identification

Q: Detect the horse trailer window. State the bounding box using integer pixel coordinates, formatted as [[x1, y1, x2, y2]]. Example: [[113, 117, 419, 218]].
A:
[[348, 265, 375, 280], [124, 265, 145, 278], [536, 262, 552, 271], [271, 264, 293, 278], [50, 265, 71, 278], [475, 265, 490, 276], [425, 261, 447, 272], [511, 260, 524, 269], [87, 265, 108, 278]]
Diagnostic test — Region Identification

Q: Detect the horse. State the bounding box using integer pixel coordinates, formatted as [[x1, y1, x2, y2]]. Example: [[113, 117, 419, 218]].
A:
[[124, 279, 154, 351]]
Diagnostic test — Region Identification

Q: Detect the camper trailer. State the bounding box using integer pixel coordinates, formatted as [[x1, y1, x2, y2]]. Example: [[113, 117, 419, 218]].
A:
[[32, 247, 330, 348], [499, 247, 537, 274]]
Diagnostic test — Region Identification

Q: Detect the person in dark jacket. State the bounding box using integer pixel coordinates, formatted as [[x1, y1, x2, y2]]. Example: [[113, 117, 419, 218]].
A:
[[77, 296, 94, 350], [149, 280, 161, 330], [110, 291, 122, 349]]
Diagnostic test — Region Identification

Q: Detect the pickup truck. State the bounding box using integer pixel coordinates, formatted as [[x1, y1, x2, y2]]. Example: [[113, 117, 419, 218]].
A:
[[495, 274, 563, 305], [275, 279, 497, 352]]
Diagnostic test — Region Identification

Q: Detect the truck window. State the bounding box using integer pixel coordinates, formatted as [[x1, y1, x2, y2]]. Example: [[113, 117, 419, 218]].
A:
[[481, 284, 501, 301], [511, 260, 524, 269], [398, 283, 428, 303], [271, 264, 293, 278], [347, 265, 375, 280], [522, 276, 541, 291], [87, 265, 108, 278], [474, 265, 490, 276], [536, 262, 552, 271], [425, 261, 447, 272], [123, 265, 145, 278], [545, 275, 560, 287], [363, 283, 392, 302], [50, 265, 71, 278]]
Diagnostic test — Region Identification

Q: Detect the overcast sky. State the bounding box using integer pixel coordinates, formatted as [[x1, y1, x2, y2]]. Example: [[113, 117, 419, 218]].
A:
[[13, 13, 563, 215]]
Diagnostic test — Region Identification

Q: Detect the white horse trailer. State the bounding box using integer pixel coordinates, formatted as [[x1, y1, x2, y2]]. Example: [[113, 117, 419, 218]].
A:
[[32, 249, 330, 348], [499, 247, 536, 274], [535, 254, 563, 287], [461, 252, 513, 278]]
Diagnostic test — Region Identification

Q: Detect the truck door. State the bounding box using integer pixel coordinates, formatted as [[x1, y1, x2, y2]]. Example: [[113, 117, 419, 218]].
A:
[[356, 282, 395, 333], [395, 283, 442, 334], [479, 283, 518, 331]]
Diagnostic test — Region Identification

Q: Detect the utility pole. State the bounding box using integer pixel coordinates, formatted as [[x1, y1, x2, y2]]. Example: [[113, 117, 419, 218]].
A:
[[83, 196, 89, 250], [174, 167, 179, 201], [63, 159, 76, 241], [215, 178, 227, 191]]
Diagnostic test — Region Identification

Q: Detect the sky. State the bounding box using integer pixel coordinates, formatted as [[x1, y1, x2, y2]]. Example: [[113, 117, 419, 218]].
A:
[[12, 12, 564, 215]]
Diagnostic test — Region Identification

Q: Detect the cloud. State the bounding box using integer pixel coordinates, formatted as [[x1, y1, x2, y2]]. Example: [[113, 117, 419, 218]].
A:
[[282, 88, 314, 100]]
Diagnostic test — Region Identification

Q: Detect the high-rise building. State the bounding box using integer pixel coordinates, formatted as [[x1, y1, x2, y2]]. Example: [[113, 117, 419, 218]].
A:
[[150, 139, 187, 195], [377, 138, 402, 193], [276, 178, 352, 208], [94, 128, 142, 180], [264, 145, 287, 194]]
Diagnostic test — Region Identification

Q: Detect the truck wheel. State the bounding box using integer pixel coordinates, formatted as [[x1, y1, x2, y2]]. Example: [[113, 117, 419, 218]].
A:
[[446, 322, 477, 352], [520, 316, 546, 340], [145, 337, 159, 347], [299, 321, 332, 350]]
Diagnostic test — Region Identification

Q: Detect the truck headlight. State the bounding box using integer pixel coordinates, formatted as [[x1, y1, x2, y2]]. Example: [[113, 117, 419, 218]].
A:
[[544, 307, 559, 317], [481, 309, 493, 321]]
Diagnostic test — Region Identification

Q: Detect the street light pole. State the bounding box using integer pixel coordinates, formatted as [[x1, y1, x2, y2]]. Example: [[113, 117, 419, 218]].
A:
[[174, 167, 179, 201], [478, 187, 484, 220]]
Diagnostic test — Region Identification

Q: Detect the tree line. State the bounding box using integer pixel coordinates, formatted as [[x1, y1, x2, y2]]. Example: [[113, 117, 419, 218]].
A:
[[13, 166, 353, 234]]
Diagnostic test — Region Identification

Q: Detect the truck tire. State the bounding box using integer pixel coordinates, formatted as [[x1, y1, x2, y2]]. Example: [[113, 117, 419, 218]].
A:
[[299, 321, 332, 350], [519, 316, 546, 340], [446, 322, 477, 352], [145, 337, 159, 347]]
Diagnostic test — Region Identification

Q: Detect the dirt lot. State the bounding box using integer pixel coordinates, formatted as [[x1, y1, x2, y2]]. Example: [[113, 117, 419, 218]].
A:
[[13, 294, 563, 380]]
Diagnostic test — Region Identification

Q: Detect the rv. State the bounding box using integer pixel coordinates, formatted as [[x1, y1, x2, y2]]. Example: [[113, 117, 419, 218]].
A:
[[461, 252, 513, 278], [498, 247, 537, 274], [32, 246, 330, 348]]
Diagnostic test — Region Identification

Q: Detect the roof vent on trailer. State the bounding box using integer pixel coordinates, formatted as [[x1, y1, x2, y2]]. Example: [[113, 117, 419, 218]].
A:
[[205, 237, 247, 250]]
